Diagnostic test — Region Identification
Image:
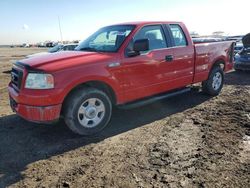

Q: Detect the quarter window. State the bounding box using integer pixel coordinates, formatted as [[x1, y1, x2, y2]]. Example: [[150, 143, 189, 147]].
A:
[[169, 25, 187, 47]]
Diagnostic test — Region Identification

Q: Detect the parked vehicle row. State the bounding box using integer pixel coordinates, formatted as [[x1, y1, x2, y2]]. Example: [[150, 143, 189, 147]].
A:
[[26, 43, 78, 58], [192, 37, 223, 43]]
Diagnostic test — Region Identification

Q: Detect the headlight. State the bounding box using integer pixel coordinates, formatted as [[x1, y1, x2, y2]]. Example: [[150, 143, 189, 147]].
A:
[[25, 73, 54, 89]]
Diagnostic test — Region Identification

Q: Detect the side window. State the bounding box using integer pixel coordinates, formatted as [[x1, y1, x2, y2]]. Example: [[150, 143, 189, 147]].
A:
[[133, 25, 167, 51], [169, 24, 187, 47], [63, 46, 68, 51], [68, 45, 76, 51]]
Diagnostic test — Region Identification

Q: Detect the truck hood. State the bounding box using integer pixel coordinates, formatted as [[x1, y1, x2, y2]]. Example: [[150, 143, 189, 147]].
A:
[[242, 33, 250, 48], [19, 51, 116, 72]]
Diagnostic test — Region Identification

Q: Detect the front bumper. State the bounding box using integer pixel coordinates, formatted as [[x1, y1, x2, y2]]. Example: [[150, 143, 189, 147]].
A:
[[8, 84, 62, 123], [10, 97, 61, 122]]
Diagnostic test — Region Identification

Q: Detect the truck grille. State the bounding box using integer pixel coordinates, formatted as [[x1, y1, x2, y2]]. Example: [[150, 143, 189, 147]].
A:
[[11, 67, 23, 90]]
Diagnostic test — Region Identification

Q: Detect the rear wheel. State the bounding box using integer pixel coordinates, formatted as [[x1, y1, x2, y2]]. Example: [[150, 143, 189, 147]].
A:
[[202, 66, 224, 96], [64, 87, 112, 136]]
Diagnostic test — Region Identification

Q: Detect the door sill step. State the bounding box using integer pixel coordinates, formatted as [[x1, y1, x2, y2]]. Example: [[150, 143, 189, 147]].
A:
[[118, 87, 191, 109]]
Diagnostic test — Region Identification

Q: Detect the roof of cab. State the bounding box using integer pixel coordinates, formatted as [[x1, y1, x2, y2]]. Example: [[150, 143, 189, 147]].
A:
[[112, 21, 184, 26]]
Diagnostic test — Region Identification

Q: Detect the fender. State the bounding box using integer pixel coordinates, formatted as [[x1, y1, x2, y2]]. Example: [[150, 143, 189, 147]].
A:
[[59, 74, 123, 105]]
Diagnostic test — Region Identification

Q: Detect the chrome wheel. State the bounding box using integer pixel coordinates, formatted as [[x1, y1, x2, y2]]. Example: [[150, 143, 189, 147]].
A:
[[212, 72, 222, 91], [77, 98, 105, 128]]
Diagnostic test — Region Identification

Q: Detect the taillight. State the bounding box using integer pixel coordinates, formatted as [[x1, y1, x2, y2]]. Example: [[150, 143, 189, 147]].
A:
[[229, 42, 235, 63]]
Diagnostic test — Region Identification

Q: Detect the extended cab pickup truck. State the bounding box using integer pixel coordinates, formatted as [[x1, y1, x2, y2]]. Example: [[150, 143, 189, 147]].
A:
[[8, 22, 234, 135]]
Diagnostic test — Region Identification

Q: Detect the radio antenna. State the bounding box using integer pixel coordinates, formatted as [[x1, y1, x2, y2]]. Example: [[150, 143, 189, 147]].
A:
[[58, 16, 63, 44]]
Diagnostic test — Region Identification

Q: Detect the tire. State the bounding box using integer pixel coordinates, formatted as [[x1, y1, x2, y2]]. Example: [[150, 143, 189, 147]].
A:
[[63, 87, 112, 136], [202, 66, 224, 96]]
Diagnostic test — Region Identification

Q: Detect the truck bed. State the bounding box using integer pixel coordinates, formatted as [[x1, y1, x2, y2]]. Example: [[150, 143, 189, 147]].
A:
[[193, 41, 234, 83]]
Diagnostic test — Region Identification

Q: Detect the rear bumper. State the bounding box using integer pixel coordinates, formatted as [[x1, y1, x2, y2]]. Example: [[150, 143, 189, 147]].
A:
[[8, 84, 62, 123]]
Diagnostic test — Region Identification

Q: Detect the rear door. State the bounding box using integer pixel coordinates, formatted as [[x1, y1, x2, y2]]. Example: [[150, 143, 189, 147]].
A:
[[164, 24, 195, 86]]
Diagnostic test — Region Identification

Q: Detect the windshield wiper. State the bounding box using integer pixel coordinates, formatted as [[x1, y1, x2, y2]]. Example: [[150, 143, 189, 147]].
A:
[[78, 47, 98, 52]]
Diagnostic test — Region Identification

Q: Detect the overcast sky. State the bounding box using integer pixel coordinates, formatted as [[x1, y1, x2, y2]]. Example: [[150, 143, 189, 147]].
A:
[[0, 0, 249, 45]]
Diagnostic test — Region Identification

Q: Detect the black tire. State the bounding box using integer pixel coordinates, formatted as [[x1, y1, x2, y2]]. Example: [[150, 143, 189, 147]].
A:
[[63, 87, 112, 136], [202, 66, 224, 96]]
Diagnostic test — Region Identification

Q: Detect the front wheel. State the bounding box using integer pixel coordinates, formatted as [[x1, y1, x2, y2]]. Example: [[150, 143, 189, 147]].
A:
[[202, 66, 224, 96], [64, 87, 112, 136]]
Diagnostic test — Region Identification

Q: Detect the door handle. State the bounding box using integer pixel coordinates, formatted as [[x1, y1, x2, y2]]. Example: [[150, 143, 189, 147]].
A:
[[165, 55, 174, 62]]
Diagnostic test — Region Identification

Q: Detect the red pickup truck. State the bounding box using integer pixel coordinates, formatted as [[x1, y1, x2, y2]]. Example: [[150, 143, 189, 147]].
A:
[[8, 22, 234, 135]]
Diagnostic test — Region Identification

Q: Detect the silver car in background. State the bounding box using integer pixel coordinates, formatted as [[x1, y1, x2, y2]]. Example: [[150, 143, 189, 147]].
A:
[[26, 43, 78, 58]]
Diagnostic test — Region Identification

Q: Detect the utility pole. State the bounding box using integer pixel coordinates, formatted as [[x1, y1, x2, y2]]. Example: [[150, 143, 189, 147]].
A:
[[58, 16, 63, 44]]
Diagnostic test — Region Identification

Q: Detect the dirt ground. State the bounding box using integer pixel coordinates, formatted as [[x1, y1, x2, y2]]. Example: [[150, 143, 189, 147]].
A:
[[0, 48, 249, 188]]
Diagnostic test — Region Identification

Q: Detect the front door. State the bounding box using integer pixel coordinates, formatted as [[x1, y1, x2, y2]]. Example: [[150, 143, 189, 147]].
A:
[[121, 25, 175, 103]]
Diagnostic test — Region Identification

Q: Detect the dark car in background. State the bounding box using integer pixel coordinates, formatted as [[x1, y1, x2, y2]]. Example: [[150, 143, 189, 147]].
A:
[[234, 33, 250, 71], [234, 42, 244, 55]]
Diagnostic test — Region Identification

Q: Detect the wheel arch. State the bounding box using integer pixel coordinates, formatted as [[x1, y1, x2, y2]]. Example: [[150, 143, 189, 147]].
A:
[[61, 80, 118, 115], [211, 58, 225, 71]]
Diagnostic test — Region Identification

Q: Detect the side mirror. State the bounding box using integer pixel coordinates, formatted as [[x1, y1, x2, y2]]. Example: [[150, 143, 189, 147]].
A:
[[134, 39, 149, 52], [127, 39, 149, 57]]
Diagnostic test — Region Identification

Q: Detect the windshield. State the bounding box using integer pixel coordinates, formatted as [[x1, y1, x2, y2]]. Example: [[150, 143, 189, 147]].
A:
[[48, 44, 63, 53], [75, 25, 135, 52]]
